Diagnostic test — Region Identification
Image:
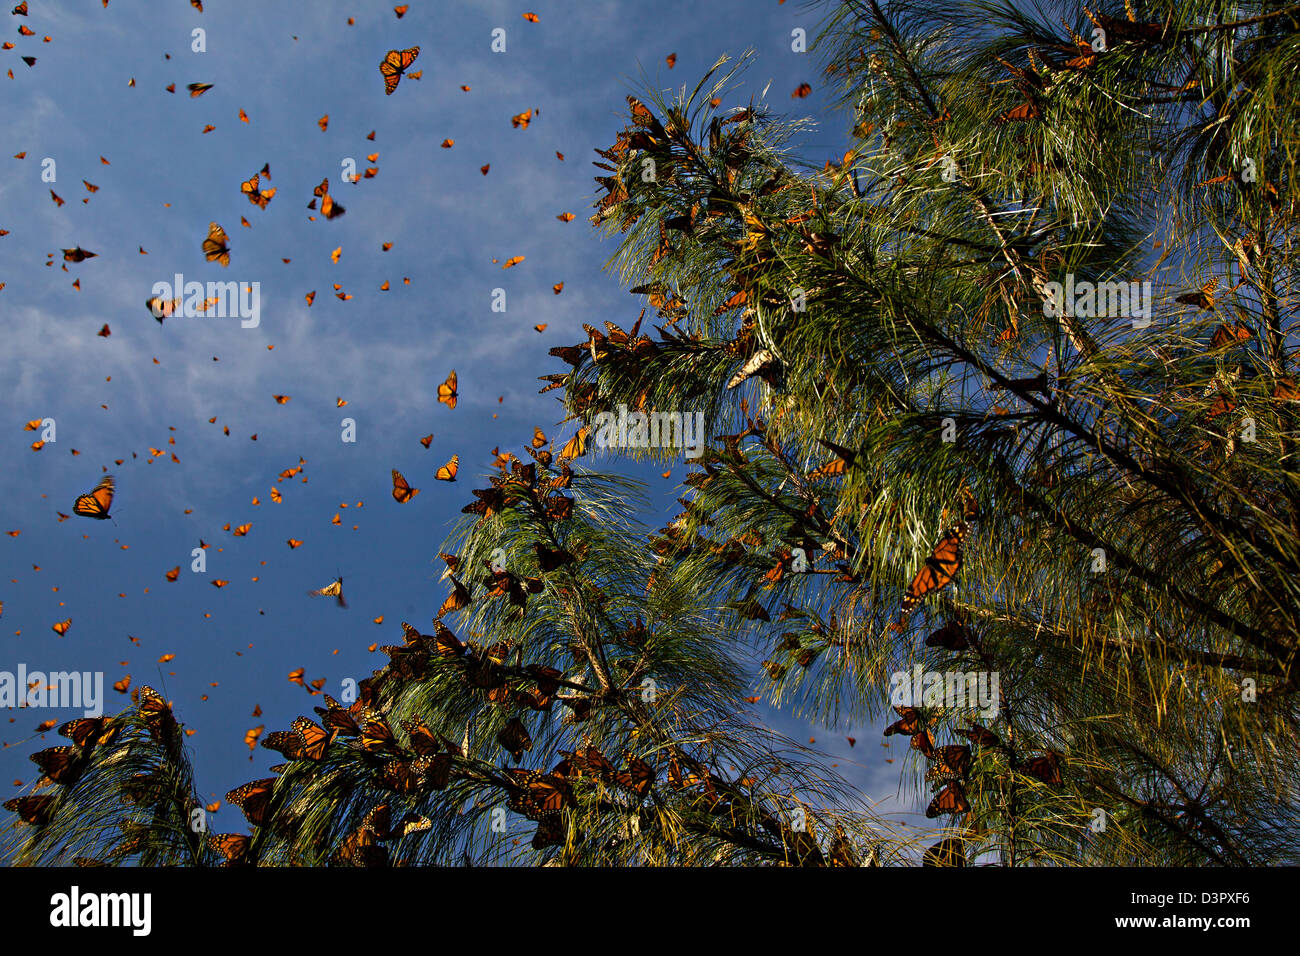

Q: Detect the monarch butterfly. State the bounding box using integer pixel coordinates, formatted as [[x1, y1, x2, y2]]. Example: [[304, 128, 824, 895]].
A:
[[555, 745, 615, 781], [291, 716, 331, 761], [960, 484, 979, 521], [1022, 751, 1062, 786], [320, 192, 345, 220], [260, 730, 303, 761], [226, 778, 276, 827], [543, 495, 574, 521], [932, 744, 971, 778], [883, 705, 924, 737], [431, 620, 466, 657], [309, 577, 347, 608], [807, 456, 847, 481], [402, 716, 444, 756], [202, 221, 230, 267], [315, 698, 361, 737], [993, 100, 1039, 125], [240, 172, 275, 209], [532, 814, 565, 850], [332, 823, 389, 867], [496, 717, 532, 762], [420, 434, 434, 448], [59, 716, 117, 750], [1210, 322, 1252, 349], [911, 729, 936, 759], [560, 695, 593, 721], [462, 486, 504, 521], [207, 833, 251, 866], [379, 46, 420, 95], [31, 746, 85, 786], [922, 837, 966, 867], [507, 770, 572, 820], [437, 370, 458, 408], [361, 717, 399, 754], [925, 622, 970, 650], [391, 469, 420, 503], [51, 618, 71, 636], [73, 474, 114, 519], [136, 685, 177, 738], [559, 427, 588, 460], [956, 724, 1001, 749], [435, 455, 459, 482], [380, 754, 453, 793], [899, 522, 968, 618], [4, 794, 56, 827], [1176, 277, 1218, 311], [616, 755, 655, 798], [925, 781, 969, 818]]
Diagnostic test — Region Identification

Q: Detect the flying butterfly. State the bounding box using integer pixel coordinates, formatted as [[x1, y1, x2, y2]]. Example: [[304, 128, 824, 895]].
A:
[[437, 370, 458, 408], [309, 577, 347, 608], [72, 474, 114, 520], [202, 221, 230, 267], [379, 45, 420, 95], [240, 172, 275, 209], [435, 455, 459, 482], [391, 469, 420, 503]]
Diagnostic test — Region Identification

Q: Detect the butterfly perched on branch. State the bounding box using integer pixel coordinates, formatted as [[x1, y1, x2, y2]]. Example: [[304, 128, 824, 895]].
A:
[[207, 833, 251, 867], [4, 795, 57, 827], [925, 781, 970, 818], [895, 521, 969, 627], [226, 778, 276, 827], [135, 685, 178, 740], [922, 837, 966, 866]]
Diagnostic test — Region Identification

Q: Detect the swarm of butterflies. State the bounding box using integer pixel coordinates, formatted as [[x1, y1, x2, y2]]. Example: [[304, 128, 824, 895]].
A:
[[0, 3, 632, 850]]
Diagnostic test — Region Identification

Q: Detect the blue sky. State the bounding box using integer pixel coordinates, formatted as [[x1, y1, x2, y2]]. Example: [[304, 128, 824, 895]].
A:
[[0, 0, 933, 849]]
